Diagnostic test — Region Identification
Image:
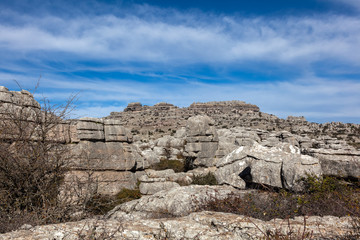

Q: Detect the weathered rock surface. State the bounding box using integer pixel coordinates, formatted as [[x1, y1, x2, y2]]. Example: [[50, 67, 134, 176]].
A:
[[106, 185, 241, 220], [104, 119, 133, 142], [0, 87, 40, 109], [308, 148, 360, 179], [2, 87, 360, 238], [63, 170, 137, 196], [138, 169, 197, 195], [75, 118, 133, 143], [76, 117, 105, 141], [108, 101, 360, 150], [70, 141, 140, 171], [0, 212, 354, 240], [215, 142, 322, 191], [185, 115, 219, 167], [139, 181, 180, 195]]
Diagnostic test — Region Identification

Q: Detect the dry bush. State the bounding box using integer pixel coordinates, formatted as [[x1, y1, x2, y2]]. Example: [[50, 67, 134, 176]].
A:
[[151, 159, 186, 173], [86, 188, 142, 215], [191, 172, 218, 186], [198, 176, 360, 239], [200, 176, 360, 220], [0, 87, 77, 233]]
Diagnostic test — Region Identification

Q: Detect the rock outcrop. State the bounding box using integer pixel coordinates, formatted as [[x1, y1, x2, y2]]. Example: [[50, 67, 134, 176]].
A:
[[107, 101, 360, 149], [106, 185, 246, 219], [1, 86, 360, 238], [215, 142, 322, 191], [0, 212, 354, 239], [184, 115, 219, 167], [63, 118, 144, 195]]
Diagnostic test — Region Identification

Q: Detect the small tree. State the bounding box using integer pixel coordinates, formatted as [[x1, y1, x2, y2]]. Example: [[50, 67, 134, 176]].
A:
[[0, 86, 76, 232]]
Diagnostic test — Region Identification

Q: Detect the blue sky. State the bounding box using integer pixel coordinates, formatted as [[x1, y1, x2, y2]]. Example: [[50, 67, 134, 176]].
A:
[[0, 0, 359, 123]]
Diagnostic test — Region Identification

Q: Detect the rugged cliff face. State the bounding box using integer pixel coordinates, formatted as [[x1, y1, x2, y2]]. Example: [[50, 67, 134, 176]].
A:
[[1, 86, 360, 239]]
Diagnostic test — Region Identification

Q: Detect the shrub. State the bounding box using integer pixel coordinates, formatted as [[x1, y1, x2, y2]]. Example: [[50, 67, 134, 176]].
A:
[[115, 188, 142, 203], [0, 86, 76, 232], [192, 173, 218, 186], [86, 188, 141, 215], [152, 159, 185, 173], [198, 176, 360, 221]]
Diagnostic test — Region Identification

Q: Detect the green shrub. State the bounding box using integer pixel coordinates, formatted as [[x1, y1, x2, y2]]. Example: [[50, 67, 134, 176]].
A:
[[115, 188, 142, 204], [152, 159, 185, 173], [192, 173, 218, 186], [86, 188, 142, 215], [85, 194, 116, 215]]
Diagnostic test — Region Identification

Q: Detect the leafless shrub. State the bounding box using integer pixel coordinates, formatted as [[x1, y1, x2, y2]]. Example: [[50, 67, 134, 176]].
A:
[[0, 86, 77, 232], [73, 219, 125, 240]]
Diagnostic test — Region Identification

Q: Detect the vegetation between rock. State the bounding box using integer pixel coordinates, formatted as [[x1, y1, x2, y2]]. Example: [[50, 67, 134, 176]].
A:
[[192, 172, 218, 186], [86, 188, 142, 215]]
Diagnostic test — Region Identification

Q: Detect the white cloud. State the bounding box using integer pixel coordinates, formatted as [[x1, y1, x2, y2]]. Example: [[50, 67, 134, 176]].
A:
[[0, 8, 360, 65], [1, 4, 360, 123], [24, 75, 359, 123], [2, 69, 359, 122]]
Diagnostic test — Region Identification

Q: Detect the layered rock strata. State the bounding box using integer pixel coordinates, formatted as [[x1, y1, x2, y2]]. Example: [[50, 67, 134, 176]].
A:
[[1, 86, 360, 238], [63, 118, 144, 195], [215, 142, 322, 191], [108, 101, 360, 149]]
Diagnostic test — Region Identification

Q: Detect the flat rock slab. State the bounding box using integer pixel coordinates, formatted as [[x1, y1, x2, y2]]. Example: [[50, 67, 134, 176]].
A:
[[0, 212, 353, 240], [106, 185, 242, 219]]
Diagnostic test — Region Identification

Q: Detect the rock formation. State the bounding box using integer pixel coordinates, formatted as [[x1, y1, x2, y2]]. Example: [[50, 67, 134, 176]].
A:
[[215, 142, 322, 191], [107, 101, 360, 150], [0, 212, 353, 239], [1, 86, 360, 239]]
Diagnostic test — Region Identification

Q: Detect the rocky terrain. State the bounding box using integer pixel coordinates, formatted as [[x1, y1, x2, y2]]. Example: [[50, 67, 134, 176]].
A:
[[108, 101, 360, 150], [1, 86, 360, 239]]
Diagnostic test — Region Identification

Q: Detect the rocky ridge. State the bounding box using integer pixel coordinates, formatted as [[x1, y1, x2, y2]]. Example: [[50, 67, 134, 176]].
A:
[[108, 101, 360, 149]]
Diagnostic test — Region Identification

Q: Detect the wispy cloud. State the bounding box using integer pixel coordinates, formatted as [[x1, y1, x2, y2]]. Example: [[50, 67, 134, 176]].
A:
[[24, 74, 359, 122], [0, 2, 359, 123], [0, 6, 360, 65]]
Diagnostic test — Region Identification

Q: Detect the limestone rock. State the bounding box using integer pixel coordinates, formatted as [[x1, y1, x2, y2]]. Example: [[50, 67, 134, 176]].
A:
[[139, 182, 180, 195], [140, 149, 160, 167], [215, 127, 263, 158], [186, 115, 218, 138], [156, 135, 185, 149], [107, 100, 360, 149], [107, 185, 239, 219], [104, 119, 132, 142], [76, 118, 104, 141], [0, 87, 40, 108], [309, 148, 360, 179], [138, 169, 192, 195], [2, 212, 353, 239], [124, 102, 143, 112], [63, 170, 137, 196], [185, 142, 218, 165], [215, 142, 322, 191], [185, 115, 219, 167], [70, 141, 141, 171]]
